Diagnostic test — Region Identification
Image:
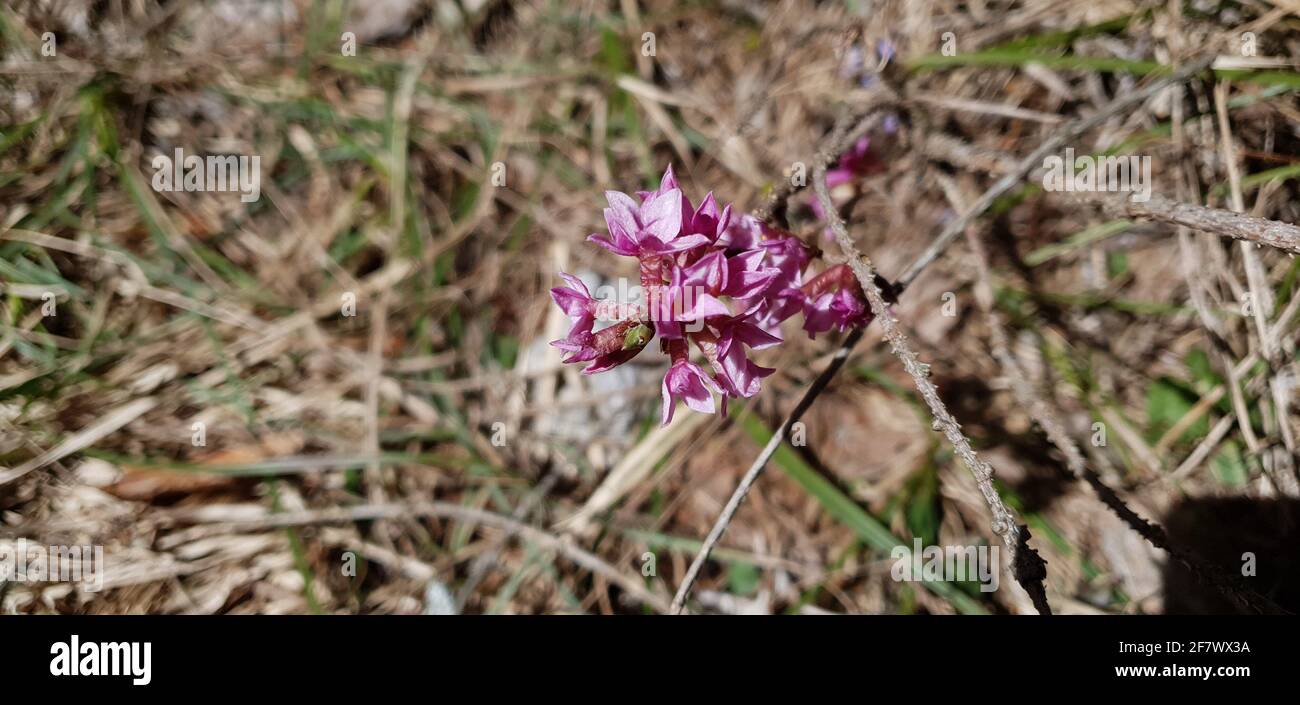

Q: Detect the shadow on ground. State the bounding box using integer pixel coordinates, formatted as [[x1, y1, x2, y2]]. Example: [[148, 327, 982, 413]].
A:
[[1162, 497, 1300, 614]]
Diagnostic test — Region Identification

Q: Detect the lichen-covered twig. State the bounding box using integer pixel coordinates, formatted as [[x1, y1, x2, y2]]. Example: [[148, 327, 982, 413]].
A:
[[815, 165, 1052, 614], [1082, 193, 1300, 257], [952, 179, 1287, 615], [671, 53, 1220, 614]]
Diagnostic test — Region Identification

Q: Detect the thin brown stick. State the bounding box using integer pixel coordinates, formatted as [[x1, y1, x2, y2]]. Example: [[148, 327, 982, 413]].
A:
[[817, 165, 1051, 614], [668, 327, 864, 613], [951, 180, 1287, 615], [670, 53, 1218, 614], [1082, 193, 1300, 256]]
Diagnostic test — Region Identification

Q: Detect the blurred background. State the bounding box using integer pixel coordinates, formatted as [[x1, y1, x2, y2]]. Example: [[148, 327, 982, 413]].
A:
[[1, 0, 1298, 614]]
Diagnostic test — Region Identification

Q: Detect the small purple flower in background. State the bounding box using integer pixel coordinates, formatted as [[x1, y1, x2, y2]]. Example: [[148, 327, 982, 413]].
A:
[[551, 166, 880, 425], [876, 38, 896, 66], [810, 135, 883, 240], [882, 113, 901, 134], [843, 36, 896, 88], [826, 136, 874, 189], [839, 44, 865, 82]]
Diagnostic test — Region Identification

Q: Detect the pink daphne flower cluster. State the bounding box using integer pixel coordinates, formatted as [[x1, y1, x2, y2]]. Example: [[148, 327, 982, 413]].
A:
[[551, 166, 880, 426]]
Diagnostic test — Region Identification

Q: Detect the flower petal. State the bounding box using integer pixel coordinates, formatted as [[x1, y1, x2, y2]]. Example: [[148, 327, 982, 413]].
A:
[[587, 231, 638, 257], [605, 190, 640, 231], [639, 188, 684, 242], [660, 374, 676, 426]]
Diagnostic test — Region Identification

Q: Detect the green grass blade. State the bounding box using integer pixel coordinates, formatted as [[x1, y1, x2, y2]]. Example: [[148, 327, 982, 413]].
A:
[[737, 411, 990, 614]]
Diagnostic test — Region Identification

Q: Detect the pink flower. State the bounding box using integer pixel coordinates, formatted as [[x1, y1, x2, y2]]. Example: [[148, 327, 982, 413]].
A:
[[802, 288, 870, 338], [826, 136, 875, 188], [682, 191, 732, 244], [680, 249, 779, 302], [590, 185, 710, 258], [661, 340, 722, 425], [711, 318, 779, 399], [636, 164, 682, 200], [797, 263, 887, 338], [553, 166, 880, 426], [736, 235, 811, 334], [584, 343, 650, 374], [549, 272, 596, 339], [759, 236, 810, 287], [750, 288, 807, 335], [552, 318, 654, 372], [651, 268, 732, 341], [716, 212, 765, 251], [550, 328, 595, 362]]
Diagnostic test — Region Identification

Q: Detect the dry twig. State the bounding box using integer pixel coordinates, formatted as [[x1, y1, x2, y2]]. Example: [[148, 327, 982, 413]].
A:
[[951, 180, 1286, 615], [816, 165, 1052, 614], [1083, 193, 1300, 256], [671, 52, 1221, 615]]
